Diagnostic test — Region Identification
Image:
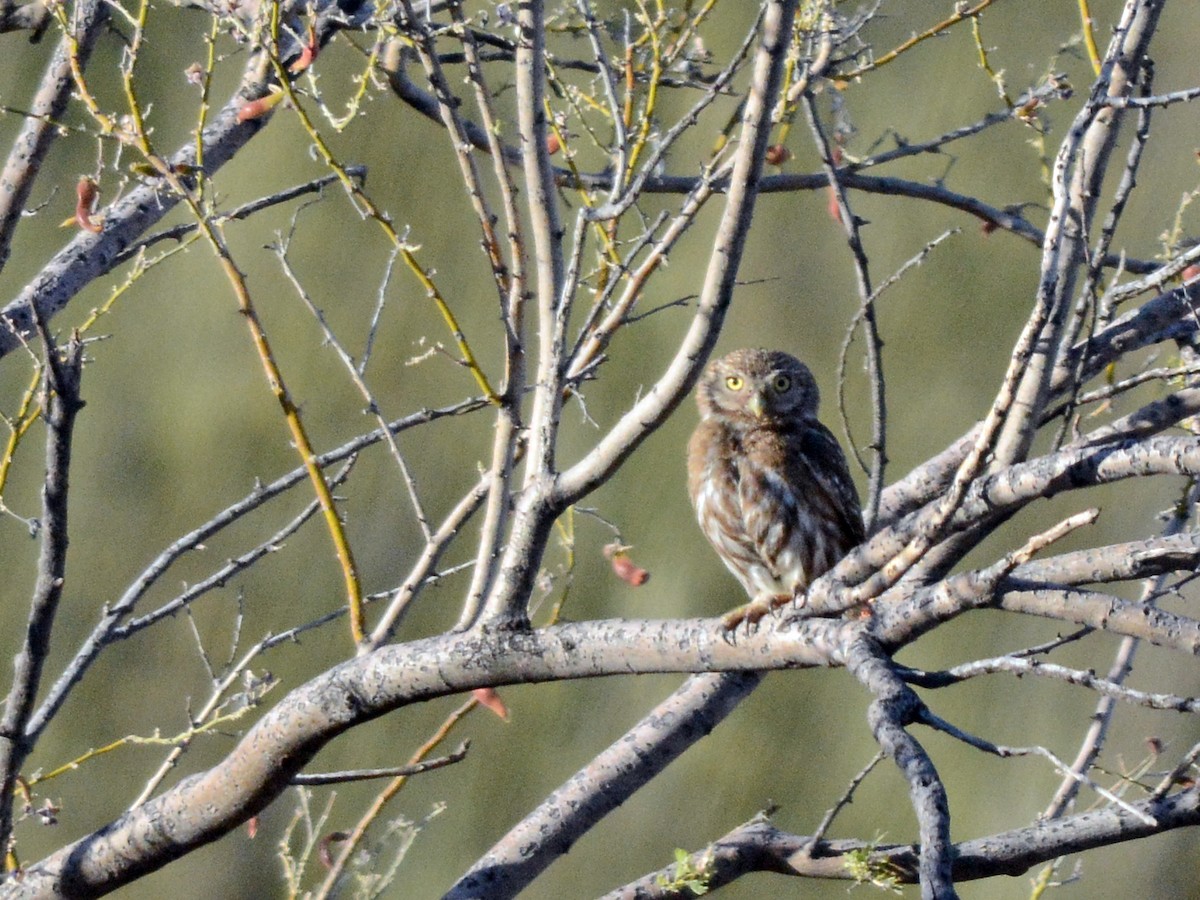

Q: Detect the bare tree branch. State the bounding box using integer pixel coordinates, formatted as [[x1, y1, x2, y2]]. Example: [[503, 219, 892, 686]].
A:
[[0, 327, 83, 851]]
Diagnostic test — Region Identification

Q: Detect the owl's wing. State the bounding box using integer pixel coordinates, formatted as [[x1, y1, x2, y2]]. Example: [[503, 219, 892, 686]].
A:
[[791, 421, 865, 549]]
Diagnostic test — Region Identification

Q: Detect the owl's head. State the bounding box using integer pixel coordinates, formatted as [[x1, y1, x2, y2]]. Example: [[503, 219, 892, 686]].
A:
[[696, 348, 820, 425]]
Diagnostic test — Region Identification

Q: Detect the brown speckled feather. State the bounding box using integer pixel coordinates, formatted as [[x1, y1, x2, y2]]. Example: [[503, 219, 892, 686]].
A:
[[687, 349, 863, 601]]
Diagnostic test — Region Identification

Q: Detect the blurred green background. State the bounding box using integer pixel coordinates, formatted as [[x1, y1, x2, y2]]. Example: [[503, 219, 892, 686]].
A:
[[1, 0, 1200, 897]]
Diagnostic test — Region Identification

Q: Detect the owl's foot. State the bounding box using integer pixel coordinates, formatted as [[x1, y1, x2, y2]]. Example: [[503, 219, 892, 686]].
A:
[[721, 593, 791, 636]]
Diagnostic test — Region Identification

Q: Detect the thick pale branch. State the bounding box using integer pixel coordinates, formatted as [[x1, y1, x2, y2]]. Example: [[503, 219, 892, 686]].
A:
[[15, 617, 850, 897], [447, 671, 764, 899], [993, 0, 1163, 465], [0, 0, 107, 271], [1008, 532, 1200, 586], [516, 0, 565, 485], [846, 637, 955, 899], [0, 0, 53, 35], [479, 0, 800, 628], [606, 788, 1200, 895], [0, 79, 270, 359], [816, 433, 1200, 613], [874, 280, 1200, 532], [873, 529, 1200, 651], [999, 588, 1200, 652]]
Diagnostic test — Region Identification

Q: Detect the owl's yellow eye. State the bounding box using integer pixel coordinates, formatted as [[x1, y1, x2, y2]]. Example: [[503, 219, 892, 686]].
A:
[[772, 374, 792, 393], [725, 375, 744, 391]]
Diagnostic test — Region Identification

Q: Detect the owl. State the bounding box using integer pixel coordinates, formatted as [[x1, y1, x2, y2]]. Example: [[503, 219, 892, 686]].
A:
[[686, 349, 864, 627]]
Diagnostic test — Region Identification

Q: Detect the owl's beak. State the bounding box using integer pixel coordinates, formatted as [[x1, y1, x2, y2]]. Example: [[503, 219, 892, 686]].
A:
[[748, 392, 766, 419]]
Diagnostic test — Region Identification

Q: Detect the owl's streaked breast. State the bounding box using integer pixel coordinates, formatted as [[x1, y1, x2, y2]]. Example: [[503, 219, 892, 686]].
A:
[[686, 349, 863, 609]]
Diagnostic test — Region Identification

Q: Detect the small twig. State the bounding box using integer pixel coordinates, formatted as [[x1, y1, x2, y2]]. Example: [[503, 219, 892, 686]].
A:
[[131, 602, 360, 808], [906, 656, 1200, 714], [292, 742, 469, 785], [267, 14, 500, 405], [803, 751, 885, 853], [275, 222, 433, 544], [1044, 480, 1198, 817], [837, 228, 958, 479], [367, 472, 491, 648], [802, 91, 886, 529], [112, 168, 367, 267], [1051, 60, 1155, 445], [1101, 84, 1200, 109], [844, 79, 1072, 173], [26, 398, 486, 741], [586, 5, 765, 223], [0, 0, 107, 270], [313, 698, 482, 898], [112, 459, 358, 641], [841, 0, 998, 79], [918, 709, 1157, 826], [1151, 742, 1200, 799]]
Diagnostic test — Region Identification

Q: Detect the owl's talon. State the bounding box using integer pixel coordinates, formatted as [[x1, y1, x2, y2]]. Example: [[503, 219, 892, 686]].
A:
[[720, 606, 747, 633], [721, 596, 781, 634]]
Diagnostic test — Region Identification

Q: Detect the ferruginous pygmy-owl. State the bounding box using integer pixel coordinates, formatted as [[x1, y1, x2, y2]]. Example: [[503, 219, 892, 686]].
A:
[[686, 348, 864, 626]]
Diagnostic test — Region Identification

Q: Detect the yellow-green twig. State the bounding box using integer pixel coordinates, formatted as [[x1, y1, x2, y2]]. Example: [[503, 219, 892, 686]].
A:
[[29, 694, 269, 787], [59, 13, 367, 646], [267, 5, 498, 404], [312, 695, 483, 900], [843, 0, 999, 80], [1077, 0, 1102, 76], [209, 236, 367, 645], [972, 14, 1012, 106], [0, 367, 42, 513], [626, 0, 665, 178]]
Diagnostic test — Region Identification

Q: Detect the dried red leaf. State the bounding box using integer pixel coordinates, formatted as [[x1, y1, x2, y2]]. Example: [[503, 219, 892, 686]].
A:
[[289, 23, 318, 74], [612, 554, 649, 586], [546, 132, 561, 155], [1182, 264, 1200, 284], [246, 816, 259, 839], [980, 219, 999, 236], [763, 144, 791, 166], [473, 687, 509, 720], [825, 185, 842, 225], [74, 176, 101, 233], [603, 542, 650, 586]]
